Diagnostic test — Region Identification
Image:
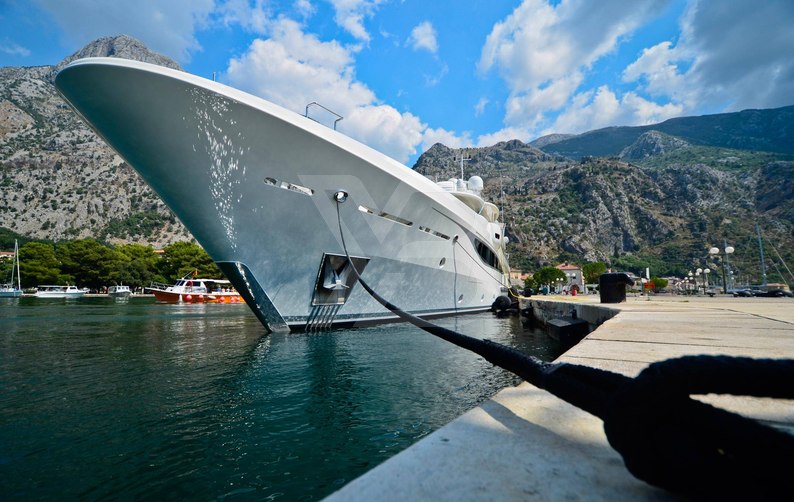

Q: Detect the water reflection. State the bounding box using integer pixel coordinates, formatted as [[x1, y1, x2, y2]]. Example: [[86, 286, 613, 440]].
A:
[[0, 300, 561, 500]]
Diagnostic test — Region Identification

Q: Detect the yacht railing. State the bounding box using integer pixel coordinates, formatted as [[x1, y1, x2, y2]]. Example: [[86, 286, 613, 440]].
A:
[[305, 102, 343, 130]]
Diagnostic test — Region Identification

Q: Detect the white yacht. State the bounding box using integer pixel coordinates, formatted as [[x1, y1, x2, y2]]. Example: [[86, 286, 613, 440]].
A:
[[55, 58, 510, 332], [34, 285, 86, 299]]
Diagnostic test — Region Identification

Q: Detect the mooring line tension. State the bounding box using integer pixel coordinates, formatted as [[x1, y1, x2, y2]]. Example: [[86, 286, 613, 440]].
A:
[[333, 194, 794, 498]]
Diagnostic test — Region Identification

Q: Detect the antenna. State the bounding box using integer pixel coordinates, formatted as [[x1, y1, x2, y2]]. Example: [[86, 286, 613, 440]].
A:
[[455, 150, 471, 179]]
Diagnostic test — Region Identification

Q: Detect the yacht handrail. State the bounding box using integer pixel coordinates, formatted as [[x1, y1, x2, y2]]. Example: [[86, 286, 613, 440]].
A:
[[305, 102, 343, 130]]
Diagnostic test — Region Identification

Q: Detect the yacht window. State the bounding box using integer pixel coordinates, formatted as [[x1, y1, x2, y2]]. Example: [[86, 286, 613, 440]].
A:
[[419, 225, 450, 240], [474, 239, 499, 270], [358, 205, 413, 226], [263, 177, 314, 196]]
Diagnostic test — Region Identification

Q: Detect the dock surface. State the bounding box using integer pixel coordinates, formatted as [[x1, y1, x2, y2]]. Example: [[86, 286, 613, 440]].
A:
[[325, 295, 794, 500]]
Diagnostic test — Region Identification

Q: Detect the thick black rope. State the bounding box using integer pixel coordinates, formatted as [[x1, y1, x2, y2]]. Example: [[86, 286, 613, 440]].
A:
[[334, 200, 794, 497]]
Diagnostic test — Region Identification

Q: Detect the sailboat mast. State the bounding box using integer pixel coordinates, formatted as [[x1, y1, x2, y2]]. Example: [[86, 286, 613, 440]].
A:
[[756, 224, 767, 286], [9, 239, 20, 289], [15, 240, 21, 290]]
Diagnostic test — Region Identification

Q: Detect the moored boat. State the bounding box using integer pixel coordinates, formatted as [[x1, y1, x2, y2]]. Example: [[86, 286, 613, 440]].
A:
[[34, 285, 86, 299], [0, 239, 23, 298], [148, 273, 243, 304], [108, 284, 132, 298], [55, 58, 510, 332]]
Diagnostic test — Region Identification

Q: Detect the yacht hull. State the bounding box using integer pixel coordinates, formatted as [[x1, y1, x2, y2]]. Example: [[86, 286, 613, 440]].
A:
[[55, 58, 508, 332]]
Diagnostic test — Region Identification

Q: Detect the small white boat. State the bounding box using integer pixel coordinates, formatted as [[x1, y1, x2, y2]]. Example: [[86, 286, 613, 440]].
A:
[[34, 285, 86, 299], [108, 284, 132, 298], [0, 239, 22, 298]]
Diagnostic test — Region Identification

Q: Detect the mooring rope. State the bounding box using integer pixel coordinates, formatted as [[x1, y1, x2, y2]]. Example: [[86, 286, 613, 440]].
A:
[[334, 196, 794, 498]]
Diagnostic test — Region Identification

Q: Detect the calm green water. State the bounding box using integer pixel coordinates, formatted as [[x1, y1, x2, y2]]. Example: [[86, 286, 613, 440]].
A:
[[0, 297, 562, 500]]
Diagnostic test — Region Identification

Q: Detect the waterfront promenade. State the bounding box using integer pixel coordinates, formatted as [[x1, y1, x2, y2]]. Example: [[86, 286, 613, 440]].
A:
[[326, 295, 794, 500]]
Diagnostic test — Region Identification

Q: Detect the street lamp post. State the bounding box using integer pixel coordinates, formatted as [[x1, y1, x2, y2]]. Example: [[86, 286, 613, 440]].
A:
[[704, 268, 711, 294], [709, 243, 735, 293], [696, 268, 702, 295]]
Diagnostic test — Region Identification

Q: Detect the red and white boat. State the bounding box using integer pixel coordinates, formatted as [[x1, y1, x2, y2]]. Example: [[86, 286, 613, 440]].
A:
[[148, 273, 243, 304]]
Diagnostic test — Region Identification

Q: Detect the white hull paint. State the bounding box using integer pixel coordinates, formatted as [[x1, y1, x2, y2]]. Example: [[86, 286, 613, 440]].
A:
[[108, 285, 132, 298], [34, 285, 86, 299], [55, 58, 509, 332]]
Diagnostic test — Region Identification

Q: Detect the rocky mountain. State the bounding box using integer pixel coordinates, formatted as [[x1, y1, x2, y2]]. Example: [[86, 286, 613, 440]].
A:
[[50, 35, 181, 78], [414, 140, 566, 182], [538, 105, 794, 159], [619, 130, 690, 160], [0, 35, 189, 248], [528, 133, 575, 149], [415, 141, 794, 282]]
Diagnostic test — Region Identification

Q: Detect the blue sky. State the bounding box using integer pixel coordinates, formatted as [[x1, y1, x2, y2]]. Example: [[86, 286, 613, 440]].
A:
[[2, 0, 793, 165]]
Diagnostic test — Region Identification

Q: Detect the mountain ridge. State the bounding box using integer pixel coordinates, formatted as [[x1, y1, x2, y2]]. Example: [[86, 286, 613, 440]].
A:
[[534, 105, 794, 159], [1, 35, 189, 248], [414, 139, 793, 280]]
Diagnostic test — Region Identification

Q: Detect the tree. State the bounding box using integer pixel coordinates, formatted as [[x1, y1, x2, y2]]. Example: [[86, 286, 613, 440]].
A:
[[0, 226, 34, 250], [649, 276, 669, 292], [531, 266, 567, 291], [115, 243, 164, 289], [56, 239, 125, 290], [582, 262, 608, 284], [523, 275, 538, 291], [157, 241, 220, 282], [18, 242, 69, 287]]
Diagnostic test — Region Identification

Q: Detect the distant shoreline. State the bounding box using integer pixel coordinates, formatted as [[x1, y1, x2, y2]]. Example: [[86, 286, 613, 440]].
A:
[[18, 294, 156, 298]]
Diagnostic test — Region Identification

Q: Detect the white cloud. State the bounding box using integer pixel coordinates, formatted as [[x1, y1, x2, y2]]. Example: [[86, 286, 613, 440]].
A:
[[621, 0, 794, 115], [227, 19, 371, 113], [421, 127, 473, 153], [622, 41, 687, 100], [478, 0, 669, 134], [479, 0, 667, 92], [474, 97, 489, 117], [423, 63, 448, 87], [226, 18, 425, 163], [215, 0, 271, 33], [0, 42, 31, 57], [503, 72, 583, 129], [546, 86, 683, 135], [345, 106, 426, 162], [475, 127, 531, 147], [476, 0, 793, 143], [293, 0, 315, 19], [327, 0, 384, 42], [407, 21, 438, 54], [674, 0, 794, 111], [33, 0, 215, 62]]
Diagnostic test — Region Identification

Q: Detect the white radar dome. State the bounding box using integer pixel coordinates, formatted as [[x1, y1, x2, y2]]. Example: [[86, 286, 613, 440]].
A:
[[467, 176, 484, 192]]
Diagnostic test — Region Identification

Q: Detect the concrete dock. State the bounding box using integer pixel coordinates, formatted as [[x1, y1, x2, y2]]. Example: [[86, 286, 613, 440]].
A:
[[325, 295, 794, 500]]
